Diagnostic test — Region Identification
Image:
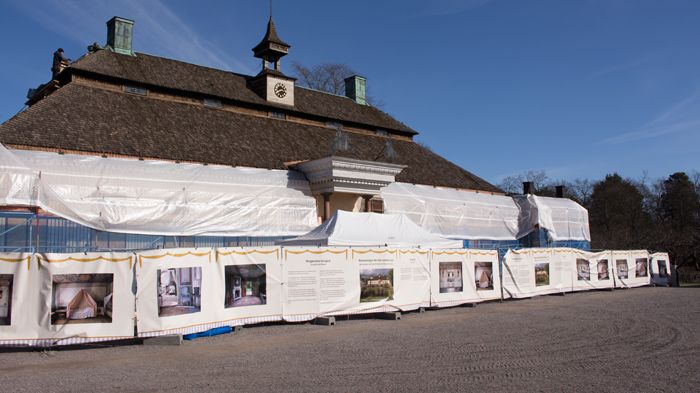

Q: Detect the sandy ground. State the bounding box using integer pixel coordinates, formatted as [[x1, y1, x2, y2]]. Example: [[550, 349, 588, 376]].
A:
[[0, 287, 698, 392]]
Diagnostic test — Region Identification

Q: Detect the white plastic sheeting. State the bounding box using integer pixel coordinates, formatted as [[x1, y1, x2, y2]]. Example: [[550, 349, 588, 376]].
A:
[[278, 211, 463, 248], [0, 144, 318, 236], [514, 195, 591, 241], [0, 144, 37, 206], [380, 182, 521, 240]]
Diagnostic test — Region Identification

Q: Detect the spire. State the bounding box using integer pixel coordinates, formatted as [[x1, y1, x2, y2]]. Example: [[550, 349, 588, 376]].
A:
[[252, 16, 290, 61]]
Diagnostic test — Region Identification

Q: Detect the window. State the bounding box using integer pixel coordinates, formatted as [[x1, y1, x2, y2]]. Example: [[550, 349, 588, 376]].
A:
[[270, 111, 286, 120], [124, 85, 148, 96], [203, 98, 223, 108], [369, 198, 384, 214]]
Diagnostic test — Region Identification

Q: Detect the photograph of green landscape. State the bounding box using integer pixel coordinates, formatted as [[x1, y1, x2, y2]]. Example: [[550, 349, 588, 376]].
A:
[[535, 263, 550, 287], [359, 268, 394, 303]]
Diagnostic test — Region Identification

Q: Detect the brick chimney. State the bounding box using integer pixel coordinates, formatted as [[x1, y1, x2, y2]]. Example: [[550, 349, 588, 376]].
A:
[[523, 181, 533, 195], [555, 185, 565, 198]]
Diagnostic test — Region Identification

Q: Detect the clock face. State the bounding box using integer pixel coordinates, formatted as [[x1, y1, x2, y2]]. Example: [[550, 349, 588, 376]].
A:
[[273, 83, 287, 98]]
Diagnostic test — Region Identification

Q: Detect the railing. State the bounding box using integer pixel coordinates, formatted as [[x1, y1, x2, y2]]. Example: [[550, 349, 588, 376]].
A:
[[0, 212, 289, 253], [0, 212, 591, 254]]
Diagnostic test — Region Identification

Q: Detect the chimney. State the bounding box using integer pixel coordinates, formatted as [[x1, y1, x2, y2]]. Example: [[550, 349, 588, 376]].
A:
[[523, 182, 533, 195], [555, 185, 565, 198], [106, 17, 135, 56], [345, 75, 367, 105]]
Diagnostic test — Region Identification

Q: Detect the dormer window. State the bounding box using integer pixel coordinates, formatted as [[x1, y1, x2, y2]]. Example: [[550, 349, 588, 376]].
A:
[[270, 111, 286, 120], [124, 85, 147, 96], [203, 98, 223, 108]]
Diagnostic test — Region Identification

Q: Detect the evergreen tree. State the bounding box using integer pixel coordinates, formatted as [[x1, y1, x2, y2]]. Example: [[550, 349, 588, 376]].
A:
[[589, 174, 649, 250], [658, 172, 700, 268]]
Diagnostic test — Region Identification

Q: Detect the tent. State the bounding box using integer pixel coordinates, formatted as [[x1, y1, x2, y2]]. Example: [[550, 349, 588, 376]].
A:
[[66, 289, 97, 320], [278, 211, 463, 248]]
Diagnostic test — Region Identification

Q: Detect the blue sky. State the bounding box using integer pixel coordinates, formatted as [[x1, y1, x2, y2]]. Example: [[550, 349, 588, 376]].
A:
[[1, 0, 698, 184]]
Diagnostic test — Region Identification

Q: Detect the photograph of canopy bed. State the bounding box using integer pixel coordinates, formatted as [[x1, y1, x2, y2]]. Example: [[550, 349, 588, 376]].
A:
[[225, 264, 267, 308], [51, 274, 113, 325], [157, 267, 202, 317], [474, 262, 494, 291]]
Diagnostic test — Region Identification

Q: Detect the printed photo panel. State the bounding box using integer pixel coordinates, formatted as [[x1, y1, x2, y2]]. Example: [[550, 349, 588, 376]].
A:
[[36, 252, 135, 345], [431, 250, 470, 307], [395, 249, 431, 310], [136, 248, 215, 337], [350, 248, 430, 314], [650, 252, 671, 287], [215, 247, 283, 326], [611, 250, 650, 288], [502, 249, 532, 299], [469, 249, 501, 300], [571, 250, 615, 291], [0, 253, 40, 346], [503, 248, 569, 298], [281, 247, 359, 322]]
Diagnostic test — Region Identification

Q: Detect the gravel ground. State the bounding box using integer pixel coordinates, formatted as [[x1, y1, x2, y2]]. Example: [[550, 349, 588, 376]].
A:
[[0, 287, 698, 392]]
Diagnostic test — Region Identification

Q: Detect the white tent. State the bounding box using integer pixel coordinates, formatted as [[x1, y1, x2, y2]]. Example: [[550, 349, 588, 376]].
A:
[[278, 211, 463, 248]]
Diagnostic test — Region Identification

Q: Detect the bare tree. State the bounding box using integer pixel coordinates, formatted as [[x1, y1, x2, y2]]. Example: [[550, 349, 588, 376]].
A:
[[498, 170, 549, 195], [291, 62, 382, 106], [692, 170, 700, 196], [565, 178, 594, 207]]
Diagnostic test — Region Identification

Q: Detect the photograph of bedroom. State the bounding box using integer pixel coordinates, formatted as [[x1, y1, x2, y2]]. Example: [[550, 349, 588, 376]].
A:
[[616, 260, 629, 279], [439, 262, 463, 293], [51, 274, 113, 325], [0, 274, 12, 326], [598, 259, 610, 280], [577, 259, 590, 281], [635, 258, 648, 278], [224, 264, 267, 308], [157, 267, 202, 317], [474, 262, 494, 291]]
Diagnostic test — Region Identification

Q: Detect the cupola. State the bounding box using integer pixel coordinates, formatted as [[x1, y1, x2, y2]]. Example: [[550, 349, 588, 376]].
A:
[[248, 16, 295, 106]]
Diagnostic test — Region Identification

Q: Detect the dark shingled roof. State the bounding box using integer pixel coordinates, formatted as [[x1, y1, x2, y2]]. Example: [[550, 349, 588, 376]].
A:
[[67, 50, 416, 136], [0, 83, 502, 193]]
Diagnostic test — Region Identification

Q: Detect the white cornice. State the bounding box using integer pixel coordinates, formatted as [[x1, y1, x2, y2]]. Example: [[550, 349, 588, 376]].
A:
[[296, 156, 405, 195]]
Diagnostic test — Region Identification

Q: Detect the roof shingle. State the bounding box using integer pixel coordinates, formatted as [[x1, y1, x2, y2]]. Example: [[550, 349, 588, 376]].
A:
[[68, 50, 416, 135], [0, 83, 502, 193]]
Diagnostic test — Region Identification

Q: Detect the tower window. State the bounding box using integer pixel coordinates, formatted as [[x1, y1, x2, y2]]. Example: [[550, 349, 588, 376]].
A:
[[270, 111, 286, 120], [376, 129, 389, 137]]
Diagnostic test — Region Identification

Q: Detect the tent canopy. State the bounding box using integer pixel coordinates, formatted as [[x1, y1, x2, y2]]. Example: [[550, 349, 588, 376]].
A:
[[278, 211, 463, 248]]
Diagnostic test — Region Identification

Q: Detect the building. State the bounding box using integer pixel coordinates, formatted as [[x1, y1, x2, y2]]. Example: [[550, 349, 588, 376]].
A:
[[0, 16, 590, 254]]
